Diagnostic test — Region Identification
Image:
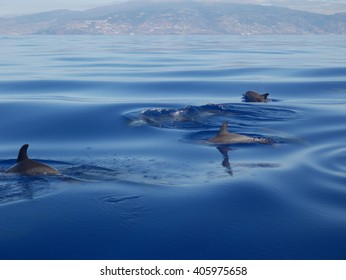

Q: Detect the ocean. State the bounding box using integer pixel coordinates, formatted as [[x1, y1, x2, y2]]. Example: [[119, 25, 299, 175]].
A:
[[0, 35, 345, 259]]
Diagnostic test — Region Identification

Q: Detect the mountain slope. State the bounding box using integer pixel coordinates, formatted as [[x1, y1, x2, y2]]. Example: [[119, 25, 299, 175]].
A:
[[0, 1, 345, 35]]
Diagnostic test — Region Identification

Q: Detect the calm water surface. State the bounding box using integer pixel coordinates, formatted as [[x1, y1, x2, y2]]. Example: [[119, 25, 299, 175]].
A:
[[0, 35, 345, 259]]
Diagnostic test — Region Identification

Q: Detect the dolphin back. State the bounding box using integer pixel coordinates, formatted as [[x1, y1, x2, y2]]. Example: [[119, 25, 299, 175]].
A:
[[243, 91, 269, 102], [6, 144, 60, 176]]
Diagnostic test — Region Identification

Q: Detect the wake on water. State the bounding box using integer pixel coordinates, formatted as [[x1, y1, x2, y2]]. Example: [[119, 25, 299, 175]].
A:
[[0, 100, 295, 205], [123, 102, 298, 145]]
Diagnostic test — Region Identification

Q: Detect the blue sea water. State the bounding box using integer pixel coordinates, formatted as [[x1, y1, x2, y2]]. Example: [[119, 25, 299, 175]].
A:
[[0, 35, 345, 260]]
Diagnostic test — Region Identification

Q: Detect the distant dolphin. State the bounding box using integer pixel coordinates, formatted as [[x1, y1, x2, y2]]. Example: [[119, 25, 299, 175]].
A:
[[5, 144, 60, 176], [208, 121, 269, 144], [243, 91, 269, 102]]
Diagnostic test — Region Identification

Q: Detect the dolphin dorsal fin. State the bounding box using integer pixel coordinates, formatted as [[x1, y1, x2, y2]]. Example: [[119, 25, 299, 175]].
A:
[[217, 121, 229, 136], [17, 144, 29, 162]]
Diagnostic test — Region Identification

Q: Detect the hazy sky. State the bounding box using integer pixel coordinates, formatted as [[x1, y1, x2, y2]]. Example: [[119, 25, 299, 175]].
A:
[[1, 0, 346, 16]]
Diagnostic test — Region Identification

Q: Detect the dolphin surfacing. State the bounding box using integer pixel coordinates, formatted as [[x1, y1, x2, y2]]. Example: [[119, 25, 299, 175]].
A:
[[5, 144, 60, 176], [208, 121, 269, 144], [243, 91, 269, 102], [208, 122, 255, 144]]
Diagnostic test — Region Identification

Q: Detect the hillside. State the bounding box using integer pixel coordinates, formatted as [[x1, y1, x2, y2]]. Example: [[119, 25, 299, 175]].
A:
[[1, 1, 345, 35]]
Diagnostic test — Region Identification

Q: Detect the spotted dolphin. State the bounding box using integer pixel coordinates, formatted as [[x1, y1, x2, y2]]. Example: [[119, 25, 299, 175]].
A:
[[243, 91, 269, 102], [208, 121, 269, 144], [5, 144, 60, 176]]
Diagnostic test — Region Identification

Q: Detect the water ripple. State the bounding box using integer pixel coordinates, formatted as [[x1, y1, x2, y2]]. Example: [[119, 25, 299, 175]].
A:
[[124, 103, 297, 130]]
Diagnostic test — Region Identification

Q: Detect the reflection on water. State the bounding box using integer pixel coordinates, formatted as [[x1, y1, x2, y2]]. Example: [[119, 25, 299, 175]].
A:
[[217, 146, 234, 176], [0, 175, 52, 204], [216, 146, 280, 177], [0, 162, 120, 205]]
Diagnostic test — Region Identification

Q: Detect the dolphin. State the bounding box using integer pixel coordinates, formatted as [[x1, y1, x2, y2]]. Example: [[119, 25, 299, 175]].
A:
[[5, 144, 60, 176], [208, 121, 269, 144], [243, 91, 269, 102]]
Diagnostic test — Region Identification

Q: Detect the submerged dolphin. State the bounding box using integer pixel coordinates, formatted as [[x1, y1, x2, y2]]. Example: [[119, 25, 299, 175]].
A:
[[208, 121, 269, 144], [5, 144, 60, 176], [243, 91, 269, 102]]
